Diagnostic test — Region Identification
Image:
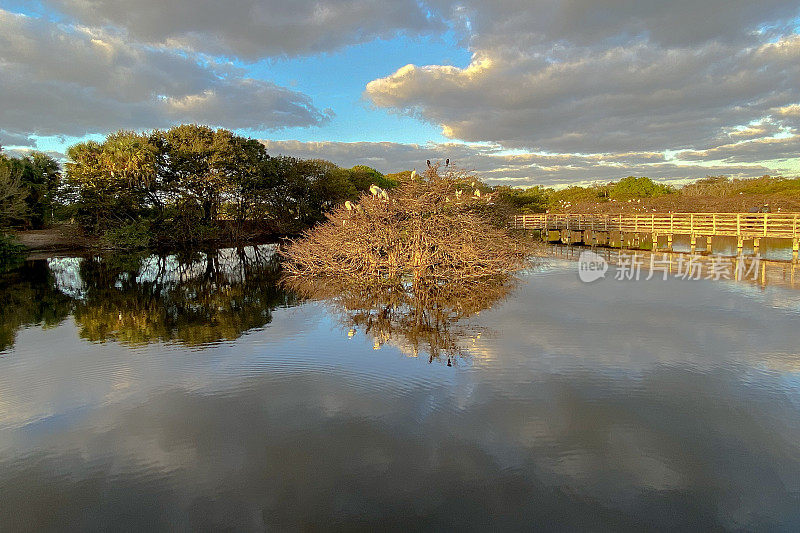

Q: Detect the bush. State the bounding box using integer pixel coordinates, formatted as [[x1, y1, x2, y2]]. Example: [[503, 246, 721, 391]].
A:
[[608, 176, 673, 200], [282, 167, 532, 283], [101, 220, 153, 250], [0, 234, 25, 272]]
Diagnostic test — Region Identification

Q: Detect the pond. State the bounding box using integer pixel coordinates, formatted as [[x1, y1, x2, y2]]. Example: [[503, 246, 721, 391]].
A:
[[1, 245, 799, 530]]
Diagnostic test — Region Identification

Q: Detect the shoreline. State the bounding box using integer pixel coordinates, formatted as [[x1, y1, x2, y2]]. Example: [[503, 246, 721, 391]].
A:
[[10, 225, 283, 256]]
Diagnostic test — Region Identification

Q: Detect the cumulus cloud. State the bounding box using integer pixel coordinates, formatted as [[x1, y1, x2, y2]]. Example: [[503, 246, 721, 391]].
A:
[[429, 0, 798, 49], [44, 0, 439, 59], [0, 10, 330, 143], [677, 135, 800, 164], [366, 1, 800, 157], [260, 139, 780, 186], [0, 131, 36, 148]]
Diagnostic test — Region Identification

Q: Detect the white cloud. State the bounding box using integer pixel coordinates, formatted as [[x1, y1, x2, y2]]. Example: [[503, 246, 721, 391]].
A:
[[44, 0, 440, 59], [366, 1, 800, 160], [0, 10, 330, 142], [260, 139, 781, 186], [677, 135, 800, 164]]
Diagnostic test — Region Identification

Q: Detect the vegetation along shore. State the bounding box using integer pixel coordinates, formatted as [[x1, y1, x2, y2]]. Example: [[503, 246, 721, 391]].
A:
[[2, 124, 799, 266]]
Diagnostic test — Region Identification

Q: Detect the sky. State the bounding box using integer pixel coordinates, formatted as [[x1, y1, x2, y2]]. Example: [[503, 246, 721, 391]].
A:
[[1, 0, 799, 187]]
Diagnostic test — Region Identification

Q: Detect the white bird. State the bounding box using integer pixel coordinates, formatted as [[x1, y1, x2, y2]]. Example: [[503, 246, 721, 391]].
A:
[[344, 201, 354, 211], [410, 169, 417, 180], [455, 190, 463, 199], [369, 184, 381, 196], [380, 189, 389, 201], [473, 189, 481, 198]]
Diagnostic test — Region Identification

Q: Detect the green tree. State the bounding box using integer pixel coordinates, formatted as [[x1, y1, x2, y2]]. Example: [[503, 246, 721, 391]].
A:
[[0, 155, 29, 227], [153, 124, 230, 224], [215, 134, 273, 233], [348, 165, 397, 191], [10, 152, 61, 228], [609, 176, 673, 200], [65, 132, 156, 230], [493, 185, 549, 213]]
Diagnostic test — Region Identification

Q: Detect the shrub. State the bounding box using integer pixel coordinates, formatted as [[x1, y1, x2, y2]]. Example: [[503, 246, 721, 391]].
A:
[[102, 220, 153, 249], [282, 167, 532, 283], [0, 233, 25, 272], [608, 176, 673, 200]]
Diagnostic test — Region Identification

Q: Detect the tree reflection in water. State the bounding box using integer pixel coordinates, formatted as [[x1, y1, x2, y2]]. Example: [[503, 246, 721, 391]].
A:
[[286, 275, 517, 363], [0, 260, 73, 351], [0, 245, 298, 351]]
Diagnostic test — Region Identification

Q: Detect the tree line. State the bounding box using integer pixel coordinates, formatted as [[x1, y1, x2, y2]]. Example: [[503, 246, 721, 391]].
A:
[[3, 123, 798, 255], [63, 124, 397, 246], [1, 124, 400, 257]]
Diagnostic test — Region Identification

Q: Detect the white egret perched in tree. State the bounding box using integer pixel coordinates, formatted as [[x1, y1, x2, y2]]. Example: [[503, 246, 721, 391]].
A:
[[369, 184, 381, 197], [344, 201, 354, 211], [410, 169, 417, 180], [380, 189, 389, 201], [455, 189, 463, 199], [473, 189, 481, 198]]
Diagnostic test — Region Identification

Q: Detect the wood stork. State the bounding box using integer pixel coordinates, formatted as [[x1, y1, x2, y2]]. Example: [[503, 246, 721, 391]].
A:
[[426, 160, 431, 168]]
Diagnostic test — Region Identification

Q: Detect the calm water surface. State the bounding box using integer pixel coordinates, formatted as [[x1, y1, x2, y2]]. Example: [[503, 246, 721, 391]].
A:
[[1, 246, 799, 530]]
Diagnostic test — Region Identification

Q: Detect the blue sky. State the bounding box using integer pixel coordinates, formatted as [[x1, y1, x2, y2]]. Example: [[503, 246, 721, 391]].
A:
[[2, 0, 799, 186], [248, 33, 471, 144]]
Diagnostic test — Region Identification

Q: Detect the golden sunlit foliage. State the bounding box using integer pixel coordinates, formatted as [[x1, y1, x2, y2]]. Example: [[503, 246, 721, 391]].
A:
[[282, 166, 532, 283]]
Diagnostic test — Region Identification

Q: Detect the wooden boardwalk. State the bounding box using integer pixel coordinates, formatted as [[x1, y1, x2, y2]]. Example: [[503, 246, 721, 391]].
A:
[[513, 213, 800, 259]]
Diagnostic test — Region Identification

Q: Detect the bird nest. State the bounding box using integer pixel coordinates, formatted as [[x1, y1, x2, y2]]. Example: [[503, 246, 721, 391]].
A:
[[281, 168, 531, 283]]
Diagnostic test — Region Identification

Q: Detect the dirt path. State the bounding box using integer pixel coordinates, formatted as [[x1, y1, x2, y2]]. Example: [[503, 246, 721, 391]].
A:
[[11, 225, 98, 252]]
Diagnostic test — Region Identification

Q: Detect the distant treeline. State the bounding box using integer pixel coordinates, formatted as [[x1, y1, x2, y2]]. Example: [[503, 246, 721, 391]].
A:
[[494, 175, 800, 213]]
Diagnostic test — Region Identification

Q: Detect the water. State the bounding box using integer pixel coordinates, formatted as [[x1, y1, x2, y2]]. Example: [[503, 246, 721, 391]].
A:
[[1, 246, 800, 530]]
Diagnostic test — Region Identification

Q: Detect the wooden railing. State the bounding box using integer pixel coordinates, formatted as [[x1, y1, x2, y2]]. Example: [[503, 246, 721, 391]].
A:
[[513, 213, 800, 239]]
